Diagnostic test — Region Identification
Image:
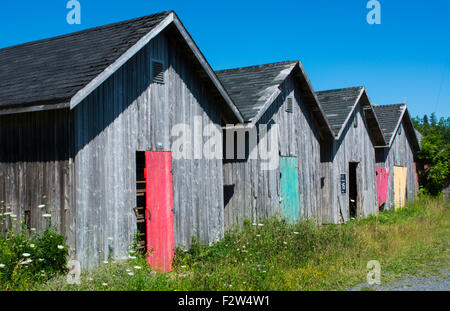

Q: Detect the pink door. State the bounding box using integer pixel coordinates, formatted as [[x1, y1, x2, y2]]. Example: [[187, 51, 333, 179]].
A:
[[376, 167, 389, 210], [145, 151, 175, 272]]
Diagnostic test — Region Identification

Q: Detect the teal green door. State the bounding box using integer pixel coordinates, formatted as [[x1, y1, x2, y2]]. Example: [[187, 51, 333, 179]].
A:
[[280, 156, 300, 223]]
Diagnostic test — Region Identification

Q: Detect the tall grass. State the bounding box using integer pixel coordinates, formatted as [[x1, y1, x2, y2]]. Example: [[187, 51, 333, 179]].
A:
[[12, 196, 450, 291]]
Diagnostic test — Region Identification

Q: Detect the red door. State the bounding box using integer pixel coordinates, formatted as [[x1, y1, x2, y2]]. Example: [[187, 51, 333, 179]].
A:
[[145, 151, 175, 272], [376, 167, 389, 211]]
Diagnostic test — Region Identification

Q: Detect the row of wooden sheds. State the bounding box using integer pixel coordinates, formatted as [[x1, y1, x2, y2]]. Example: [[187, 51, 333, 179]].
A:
[[0, 11, 421, 270]]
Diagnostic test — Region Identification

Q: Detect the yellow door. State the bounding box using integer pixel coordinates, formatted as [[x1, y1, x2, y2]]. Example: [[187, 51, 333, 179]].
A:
[[394, 166, 407, 209]]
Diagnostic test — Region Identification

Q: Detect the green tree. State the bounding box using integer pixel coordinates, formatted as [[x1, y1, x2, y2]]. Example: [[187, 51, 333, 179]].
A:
[[413, 114, 450, 195]]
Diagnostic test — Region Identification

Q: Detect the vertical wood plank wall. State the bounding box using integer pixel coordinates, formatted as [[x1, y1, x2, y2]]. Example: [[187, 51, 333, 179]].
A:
[[320, 104, 378, 223], [73, 31, 225, 269], [0, 110, 75, 253], [223, 74, 323, 229], [376, 119, 418, 209]]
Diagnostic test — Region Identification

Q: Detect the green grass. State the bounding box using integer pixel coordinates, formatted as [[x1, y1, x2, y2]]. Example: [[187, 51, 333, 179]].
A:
[[5, 196, 450, 291]]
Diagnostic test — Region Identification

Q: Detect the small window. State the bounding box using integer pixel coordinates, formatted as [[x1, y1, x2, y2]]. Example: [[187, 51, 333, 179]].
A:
[[398, 125, 402, 135], [354, 115, 358, 128], [286, 97, 293, 113], [151, 60, 164, 84]]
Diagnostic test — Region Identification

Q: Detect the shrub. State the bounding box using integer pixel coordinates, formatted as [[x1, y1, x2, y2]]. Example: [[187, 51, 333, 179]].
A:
[[0, 228, 68, 289]]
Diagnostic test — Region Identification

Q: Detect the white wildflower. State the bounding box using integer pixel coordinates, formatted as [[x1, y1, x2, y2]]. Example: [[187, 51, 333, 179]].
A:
[[30, 244, 35, 248], [0, 264, 5, 268], [57, 245, 64, 250], [133, 266, 142, 270], [103, 261, 108, 264], [38, 204, 45, 209], [258, 223, 264, 226], [127, 272, 134, 276], [42, 214, 52, 218], [22, 253, 31, 257], [102, 283, 108, 286], [181, 265, 186, 268], [293, 232, 299, 235], [21, 259, 32, 265], [128, 255, 137, 259]]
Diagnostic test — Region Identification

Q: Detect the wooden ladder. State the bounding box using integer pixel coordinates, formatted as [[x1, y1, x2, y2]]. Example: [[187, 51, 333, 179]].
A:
[[135, 152, 147, 252]]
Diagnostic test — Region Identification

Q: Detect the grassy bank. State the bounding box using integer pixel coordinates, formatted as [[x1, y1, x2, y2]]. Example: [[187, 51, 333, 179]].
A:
[[5, 196, 450, 291]]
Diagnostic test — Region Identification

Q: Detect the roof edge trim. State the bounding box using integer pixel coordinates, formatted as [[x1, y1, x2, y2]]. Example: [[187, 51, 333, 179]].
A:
[[0, 102, 70, 116], [69, 12, 244, 123], [70, 13, 174, 109], [335, 87, 365, 140], [171, 14, 244, 123], [387, 104, 407, 146]]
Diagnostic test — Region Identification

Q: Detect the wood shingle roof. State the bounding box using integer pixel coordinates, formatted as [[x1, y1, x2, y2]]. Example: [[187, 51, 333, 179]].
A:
[[0, 11, 171, 109], [373, 104, 421, 151], [315, 86, 365, 136], [216, 61, 335, 140], [373, 104, 406, 143], [216, 61, 298, 122]]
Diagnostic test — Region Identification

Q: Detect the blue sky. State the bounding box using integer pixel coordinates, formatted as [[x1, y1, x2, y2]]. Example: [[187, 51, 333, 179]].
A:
[[1, 0, 449, 118]]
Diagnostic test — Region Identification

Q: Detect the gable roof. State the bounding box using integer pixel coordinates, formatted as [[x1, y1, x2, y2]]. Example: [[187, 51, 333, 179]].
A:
[[0, 11, 244, 122], [216, 61, 334, 140], [373, 104, 421, 152], [316, 86, 386, 145]]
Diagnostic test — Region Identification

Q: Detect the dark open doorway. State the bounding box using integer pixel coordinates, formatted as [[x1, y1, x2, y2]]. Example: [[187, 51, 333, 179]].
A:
[[135, 151, 147, 253], [349, 162, 359, 218]]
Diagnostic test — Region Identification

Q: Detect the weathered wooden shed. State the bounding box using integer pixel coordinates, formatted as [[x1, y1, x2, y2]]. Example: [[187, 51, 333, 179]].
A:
[[0, 11, 243, 270], [373, 104, 421, 210], [216, 61, 334, 228], [316, 87, 386, 223]]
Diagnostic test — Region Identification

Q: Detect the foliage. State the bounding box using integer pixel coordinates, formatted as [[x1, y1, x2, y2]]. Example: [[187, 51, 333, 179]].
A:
[[0, 227, 68, 289], [412, 114, 450, 195], [28, 197, 449, 291]]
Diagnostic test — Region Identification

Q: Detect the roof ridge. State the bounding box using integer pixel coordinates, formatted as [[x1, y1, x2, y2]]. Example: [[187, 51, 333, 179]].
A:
[[373, 103, 406, 109], [316, 86, 364, 94], [0, 11, 172, 52], [215, 60, 298, 73]]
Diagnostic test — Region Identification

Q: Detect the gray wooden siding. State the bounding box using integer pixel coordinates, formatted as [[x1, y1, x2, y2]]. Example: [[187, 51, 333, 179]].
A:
[[0, 110, 75, 252], [376, 119, 418, 209], [223, 74, 323, 229], [320, 104, 378, 223], [73, 31, 225, 269]]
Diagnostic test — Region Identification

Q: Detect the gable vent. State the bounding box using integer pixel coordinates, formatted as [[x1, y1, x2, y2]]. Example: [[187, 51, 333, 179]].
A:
[[286, 97, 293, 113], [152, 60, 164, 84]]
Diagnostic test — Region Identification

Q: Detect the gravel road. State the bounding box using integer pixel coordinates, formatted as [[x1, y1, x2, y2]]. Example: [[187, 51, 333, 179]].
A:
[[351, 267, 449, 291]]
